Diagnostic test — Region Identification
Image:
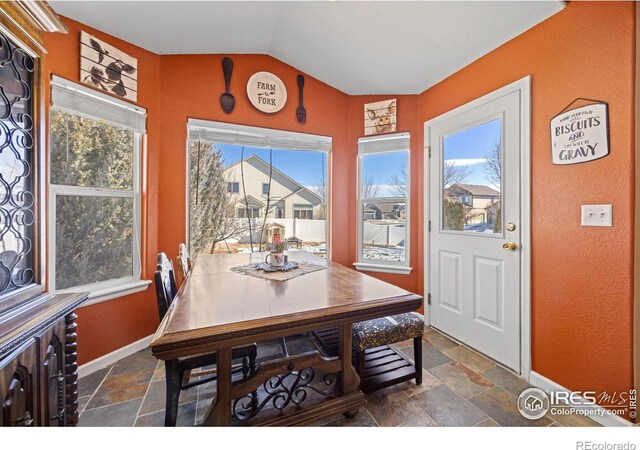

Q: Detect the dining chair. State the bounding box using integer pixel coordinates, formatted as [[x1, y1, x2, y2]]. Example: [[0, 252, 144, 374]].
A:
[[154, 252, 258, 426], [176, 242, 192, 285]]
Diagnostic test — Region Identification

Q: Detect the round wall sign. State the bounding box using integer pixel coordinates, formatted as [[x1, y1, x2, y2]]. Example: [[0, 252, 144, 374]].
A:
[[246, 72, 287, 113]]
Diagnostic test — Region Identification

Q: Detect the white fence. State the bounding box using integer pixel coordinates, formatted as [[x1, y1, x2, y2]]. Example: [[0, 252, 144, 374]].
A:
[[363, 223, 405, 247], [236, 218, 327, 243], [263, 218, 327, 242]]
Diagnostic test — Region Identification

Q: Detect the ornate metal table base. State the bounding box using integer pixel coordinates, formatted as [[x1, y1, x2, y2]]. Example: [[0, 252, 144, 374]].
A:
[[203, 323, 365, 426]]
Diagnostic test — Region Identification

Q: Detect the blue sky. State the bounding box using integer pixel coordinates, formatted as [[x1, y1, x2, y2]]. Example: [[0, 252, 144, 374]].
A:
[[218, 144, 327, 187], [443, 118, 501, 187], [362, 151, 407, 195]]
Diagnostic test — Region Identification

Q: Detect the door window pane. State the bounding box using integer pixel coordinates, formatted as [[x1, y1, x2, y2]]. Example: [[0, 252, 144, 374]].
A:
[[362, 201, 406, 262], [442, 118, 502, 233], [55, 195, 133, 289]]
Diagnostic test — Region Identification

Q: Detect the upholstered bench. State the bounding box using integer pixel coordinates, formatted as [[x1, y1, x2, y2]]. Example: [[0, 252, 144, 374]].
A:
[[352, 312, 424, 393]]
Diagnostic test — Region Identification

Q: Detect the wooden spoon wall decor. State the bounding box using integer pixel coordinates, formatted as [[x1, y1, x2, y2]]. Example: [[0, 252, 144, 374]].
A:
[[220, 57, 235, 114]]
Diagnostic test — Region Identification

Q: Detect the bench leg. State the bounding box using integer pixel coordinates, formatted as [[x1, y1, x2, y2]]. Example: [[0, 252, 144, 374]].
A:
[[414, 336, 422, 385], [356, 348, 365, 388]]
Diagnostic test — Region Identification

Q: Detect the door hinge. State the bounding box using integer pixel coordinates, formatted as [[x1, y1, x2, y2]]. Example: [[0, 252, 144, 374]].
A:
[[426, 146, 431, 158], [427, 293, 431, 305], [428, 220, 431, 232]]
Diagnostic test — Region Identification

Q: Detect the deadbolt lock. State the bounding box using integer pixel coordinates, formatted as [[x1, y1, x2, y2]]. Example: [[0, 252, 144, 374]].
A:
[[506, 223, 516, 232]]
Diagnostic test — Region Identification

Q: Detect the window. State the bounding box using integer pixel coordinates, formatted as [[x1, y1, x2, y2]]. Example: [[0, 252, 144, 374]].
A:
[[227, 182, 239, 193], [49, 76, 148, 300], [187, 119, 330, 258], [442, 118, 502, 233], [355, 132, 411, 274], [293, 205, 314, 220], [237, 206, 260, 219]]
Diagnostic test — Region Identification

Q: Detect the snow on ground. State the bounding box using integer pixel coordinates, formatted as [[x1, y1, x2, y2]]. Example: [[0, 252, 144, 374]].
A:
[[363, 246, 404, 262], [301, 244, 326, 254]]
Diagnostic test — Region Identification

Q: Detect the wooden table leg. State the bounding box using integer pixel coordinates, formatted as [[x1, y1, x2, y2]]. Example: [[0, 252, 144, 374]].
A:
[[339, 323, 361, 417], [164, 359, 180, 427], [204, 347, 232, 426]]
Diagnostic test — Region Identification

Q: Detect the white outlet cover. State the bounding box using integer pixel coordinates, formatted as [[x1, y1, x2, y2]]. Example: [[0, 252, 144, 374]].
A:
[[581, 204, 613, 227]]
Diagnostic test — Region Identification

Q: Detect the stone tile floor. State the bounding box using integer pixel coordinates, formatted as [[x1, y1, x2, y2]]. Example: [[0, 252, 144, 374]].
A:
[[77, 328, 599, 427]]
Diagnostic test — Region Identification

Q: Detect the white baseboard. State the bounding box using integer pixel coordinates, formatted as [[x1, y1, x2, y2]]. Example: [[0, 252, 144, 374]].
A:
[[78, 334, 154, 379], [529, 371, 634, 427]]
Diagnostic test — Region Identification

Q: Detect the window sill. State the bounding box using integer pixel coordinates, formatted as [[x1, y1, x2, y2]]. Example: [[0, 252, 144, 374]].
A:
[[58, 279, 152, 308], [353, 262, 413, 275]]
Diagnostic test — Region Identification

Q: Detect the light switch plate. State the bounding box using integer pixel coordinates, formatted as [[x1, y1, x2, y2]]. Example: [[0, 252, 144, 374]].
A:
[[581, 204, 612, 227]]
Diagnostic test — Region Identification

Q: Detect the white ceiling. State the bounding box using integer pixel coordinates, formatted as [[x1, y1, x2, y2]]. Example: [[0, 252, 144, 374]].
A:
[[49, 1, 565, 95]]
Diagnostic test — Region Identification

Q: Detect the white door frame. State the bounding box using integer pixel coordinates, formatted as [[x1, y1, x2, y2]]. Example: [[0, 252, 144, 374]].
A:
[[423, 76, 532, 379]]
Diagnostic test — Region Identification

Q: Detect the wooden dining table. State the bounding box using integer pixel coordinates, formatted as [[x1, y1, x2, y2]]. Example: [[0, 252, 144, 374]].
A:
[[149, 250, 423, 426]]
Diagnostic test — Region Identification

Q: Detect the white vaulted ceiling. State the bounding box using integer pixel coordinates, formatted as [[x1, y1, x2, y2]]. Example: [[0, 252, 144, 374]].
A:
[[49, 1, 564, 95]]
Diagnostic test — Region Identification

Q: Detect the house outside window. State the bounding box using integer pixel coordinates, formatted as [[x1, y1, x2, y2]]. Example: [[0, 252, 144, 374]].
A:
[[354, 132, 411, 275], [49, 76, 148, 300], [187, 120, 331, 258], [228, 182, 239, 193]]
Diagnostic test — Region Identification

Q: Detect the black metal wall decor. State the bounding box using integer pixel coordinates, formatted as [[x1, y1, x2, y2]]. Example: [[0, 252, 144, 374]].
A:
[[296, 74, 306, 124], [550, 98, 610, 165], [0, 29, 36, 296]]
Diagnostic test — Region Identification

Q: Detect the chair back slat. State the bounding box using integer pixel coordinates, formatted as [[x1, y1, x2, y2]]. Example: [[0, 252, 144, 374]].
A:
[[154, 252, 178, 321]]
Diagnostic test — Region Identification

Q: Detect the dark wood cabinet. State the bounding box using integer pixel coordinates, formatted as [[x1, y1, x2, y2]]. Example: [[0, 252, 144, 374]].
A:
[[38, 318, 66, 426], [0, 293, 88, 427], [1, 339, 38, 427]]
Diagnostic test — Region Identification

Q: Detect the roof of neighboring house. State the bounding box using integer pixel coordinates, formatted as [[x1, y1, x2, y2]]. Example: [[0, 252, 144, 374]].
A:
[[264, 222, 285, 229], [449, 183, 500, 197], [224, 155, 323, 205], [238, 195, 264, 207]]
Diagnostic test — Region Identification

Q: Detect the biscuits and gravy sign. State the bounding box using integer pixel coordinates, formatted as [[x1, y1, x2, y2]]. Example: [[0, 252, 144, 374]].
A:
[[550, 101, 609, 165], [246, 72, 287, 113]]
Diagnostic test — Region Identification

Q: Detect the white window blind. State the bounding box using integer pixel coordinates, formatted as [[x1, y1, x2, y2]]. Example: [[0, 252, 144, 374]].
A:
[[188, 119, 331, 152], [358, 132, 410, 154], [51, 75, 146, 133]]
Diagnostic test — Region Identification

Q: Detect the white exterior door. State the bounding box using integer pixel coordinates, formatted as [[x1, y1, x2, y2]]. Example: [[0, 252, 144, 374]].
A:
[[427, 84, 525, 371]]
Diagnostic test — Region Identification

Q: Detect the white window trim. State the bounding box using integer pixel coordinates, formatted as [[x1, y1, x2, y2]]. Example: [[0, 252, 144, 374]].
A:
[[49, 79, 147, 302], [355, 132, 412, 274]]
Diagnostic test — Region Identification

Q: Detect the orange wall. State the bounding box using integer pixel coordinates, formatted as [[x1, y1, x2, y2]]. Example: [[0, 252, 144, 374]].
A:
[[418, 1, 635, 410], [44, 19, 162, 364]]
